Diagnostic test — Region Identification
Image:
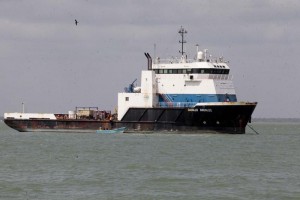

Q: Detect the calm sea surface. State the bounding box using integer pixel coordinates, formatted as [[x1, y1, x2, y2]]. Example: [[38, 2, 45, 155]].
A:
[[1, 120, 300, 200]]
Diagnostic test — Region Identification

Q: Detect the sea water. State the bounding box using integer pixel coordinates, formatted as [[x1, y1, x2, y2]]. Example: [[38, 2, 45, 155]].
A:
[[0, 120, 300, 200]]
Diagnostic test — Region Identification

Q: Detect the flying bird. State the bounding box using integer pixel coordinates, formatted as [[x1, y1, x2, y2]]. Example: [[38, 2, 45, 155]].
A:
[[75, 19, 78, 26]]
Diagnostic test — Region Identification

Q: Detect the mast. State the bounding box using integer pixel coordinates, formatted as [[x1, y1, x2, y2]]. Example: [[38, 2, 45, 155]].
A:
[[22, 102, 25, 113], [178, 26, 187, 56]]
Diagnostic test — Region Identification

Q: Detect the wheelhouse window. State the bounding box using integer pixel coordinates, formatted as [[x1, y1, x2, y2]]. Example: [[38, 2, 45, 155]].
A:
[[153, 68, 229, 74]]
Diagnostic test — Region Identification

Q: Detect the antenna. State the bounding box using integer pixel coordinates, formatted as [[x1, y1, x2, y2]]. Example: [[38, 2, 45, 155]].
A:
[[178, 26, 187, 56], [22, 102, 25, 113], [154, 43, 156, 63]]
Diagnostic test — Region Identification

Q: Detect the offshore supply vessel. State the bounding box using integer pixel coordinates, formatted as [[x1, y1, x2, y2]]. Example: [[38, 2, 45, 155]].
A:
[[4, 27, 257, 134]]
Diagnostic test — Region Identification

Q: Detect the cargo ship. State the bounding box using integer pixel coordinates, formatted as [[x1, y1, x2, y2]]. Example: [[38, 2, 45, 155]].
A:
[[4, 27, 257, 134]]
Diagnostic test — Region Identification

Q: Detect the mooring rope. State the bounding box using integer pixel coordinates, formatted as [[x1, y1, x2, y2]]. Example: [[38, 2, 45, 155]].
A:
[[247, 124, 260, 134]]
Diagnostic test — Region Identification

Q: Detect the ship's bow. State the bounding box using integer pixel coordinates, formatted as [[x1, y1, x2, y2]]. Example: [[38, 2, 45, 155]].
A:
[[192, 102, 257, 134]]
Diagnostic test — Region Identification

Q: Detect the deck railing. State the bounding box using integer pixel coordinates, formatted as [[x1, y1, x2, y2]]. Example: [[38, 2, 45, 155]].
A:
[[208, 74, 233, 80], [158, 102, 198, 108]]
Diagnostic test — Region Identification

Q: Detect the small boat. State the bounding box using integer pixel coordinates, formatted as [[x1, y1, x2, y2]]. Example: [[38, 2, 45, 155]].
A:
[[96, 127, 126, 134]]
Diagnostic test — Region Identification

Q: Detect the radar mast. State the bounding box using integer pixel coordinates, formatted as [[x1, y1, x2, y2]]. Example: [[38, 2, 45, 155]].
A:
[[178, 26, 187, 56]]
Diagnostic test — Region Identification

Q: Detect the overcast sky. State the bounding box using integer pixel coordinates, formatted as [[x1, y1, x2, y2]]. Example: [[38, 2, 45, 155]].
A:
[[1, 0, 300, 118]]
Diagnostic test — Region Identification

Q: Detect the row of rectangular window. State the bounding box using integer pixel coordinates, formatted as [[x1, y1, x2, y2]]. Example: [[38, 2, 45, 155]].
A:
[[153, 68, 230, 75]]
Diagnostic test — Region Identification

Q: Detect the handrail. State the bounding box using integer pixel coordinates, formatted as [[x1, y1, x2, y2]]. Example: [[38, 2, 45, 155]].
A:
[[154, 58, 195, 64], [208, 74, 233, 80], [158, 102, 198, 108]]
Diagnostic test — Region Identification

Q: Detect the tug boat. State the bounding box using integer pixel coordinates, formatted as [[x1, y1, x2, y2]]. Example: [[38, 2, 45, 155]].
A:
[[4, 27, 257, 134]]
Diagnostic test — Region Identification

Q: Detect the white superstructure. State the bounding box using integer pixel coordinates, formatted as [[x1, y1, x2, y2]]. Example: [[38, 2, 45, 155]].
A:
[[117, 28, 237, 121], [118, 70, 159, 120]]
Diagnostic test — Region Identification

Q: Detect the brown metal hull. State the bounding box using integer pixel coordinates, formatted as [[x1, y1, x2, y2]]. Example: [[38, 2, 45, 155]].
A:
[[4, 103, 257, 134]]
